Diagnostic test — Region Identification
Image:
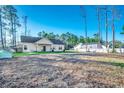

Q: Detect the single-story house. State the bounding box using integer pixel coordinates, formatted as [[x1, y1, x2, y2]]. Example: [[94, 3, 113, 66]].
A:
[[16, 36, 65, 52], [74, 43, 107, 53]]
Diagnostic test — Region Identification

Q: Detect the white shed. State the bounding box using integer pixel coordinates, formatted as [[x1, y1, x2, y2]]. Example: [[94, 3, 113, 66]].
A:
[[74, 43, 107, 53]]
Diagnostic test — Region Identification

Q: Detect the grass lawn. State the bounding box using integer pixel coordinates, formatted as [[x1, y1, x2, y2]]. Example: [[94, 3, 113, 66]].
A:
[[13, 51, 124, 68], [79, 54, 124, 68], [13, 50, 76, 57]]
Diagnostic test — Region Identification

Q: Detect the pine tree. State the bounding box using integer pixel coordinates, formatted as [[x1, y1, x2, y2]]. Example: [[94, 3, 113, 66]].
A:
[[4, 5, 20, 47]]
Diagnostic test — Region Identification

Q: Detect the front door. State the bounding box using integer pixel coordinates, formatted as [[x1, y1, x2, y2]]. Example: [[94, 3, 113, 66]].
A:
[[43, 46, 46, 51]]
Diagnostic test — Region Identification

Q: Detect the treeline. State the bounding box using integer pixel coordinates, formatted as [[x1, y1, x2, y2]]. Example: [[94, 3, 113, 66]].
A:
[[0, 5, 124, 50], [38, 31, 99, 49], [0, 5, 20, 48], [38, 31, 124, 49]]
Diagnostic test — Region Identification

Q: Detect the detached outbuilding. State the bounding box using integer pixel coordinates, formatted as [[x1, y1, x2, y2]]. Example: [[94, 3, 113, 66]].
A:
[[74, 43, 107, 53]]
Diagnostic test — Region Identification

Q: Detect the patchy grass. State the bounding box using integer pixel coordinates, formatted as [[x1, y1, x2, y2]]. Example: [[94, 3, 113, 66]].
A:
[[80, 56, 124, 63], [1, 53, 124, 88], [13, 51, 76, 57], [79, 54, 124, 68], [111, 63, 124, 68]]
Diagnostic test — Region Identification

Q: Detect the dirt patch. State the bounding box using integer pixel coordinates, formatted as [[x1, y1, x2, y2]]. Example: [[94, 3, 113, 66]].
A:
[[0, 53, 124, 88]]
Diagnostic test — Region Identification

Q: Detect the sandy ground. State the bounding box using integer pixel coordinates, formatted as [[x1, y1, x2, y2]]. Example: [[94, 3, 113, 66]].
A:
[[0, 53, 124, 88]]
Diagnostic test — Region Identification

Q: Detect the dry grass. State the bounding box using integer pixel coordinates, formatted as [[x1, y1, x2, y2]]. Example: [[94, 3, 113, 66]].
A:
[[0, 53, 124, 88]]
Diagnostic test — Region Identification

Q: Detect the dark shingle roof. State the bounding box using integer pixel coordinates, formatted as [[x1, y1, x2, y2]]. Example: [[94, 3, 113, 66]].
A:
[[50, 39, 65, 45], [21, 36, 41, 43], [21, 36, 64, 45]]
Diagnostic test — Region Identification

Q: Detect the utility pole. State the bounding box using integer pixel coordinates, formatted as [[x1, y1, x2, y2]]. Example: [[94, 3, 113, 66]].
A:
[[99, 6, 111, 53], [105, 8, 108, 48], [102, 6, 110, 48], [97, 6, 109, 47], [23, 16, 27, 36], [80, 6, 88, 52], [97, 7, 101, 45], [112, 7, 115, 53]]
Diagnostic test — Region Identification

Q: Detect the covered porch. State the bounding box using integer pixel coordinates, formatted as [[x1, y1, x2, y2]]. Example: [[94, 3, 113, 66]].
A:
[[35, 38, 53, 52], [36, 44, 52, 52]]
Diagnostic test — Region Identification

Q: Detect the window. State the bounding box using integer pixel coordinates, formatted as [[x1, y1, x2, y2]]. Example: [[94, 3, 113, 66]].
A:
[[24, 45, 27, 50], [59, 46, 62, 50]]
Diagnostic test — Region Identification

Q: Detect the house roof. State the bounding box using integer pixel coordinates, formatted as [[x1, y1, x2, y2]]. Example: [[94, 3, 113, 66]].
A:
[[21, 36, 41, 43], [50, 39, 64, 45], [21, 36, 64, 45]]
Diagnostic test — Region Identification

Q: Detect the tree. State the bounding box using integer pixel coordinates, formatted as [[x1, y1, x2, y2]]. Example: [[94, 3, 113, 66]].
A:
[[80, 6, 88, 51], [47, 32, 55, 39], [93, 33, 99, 42], [38, 30, 48, 38], [103, 6, 110, 48], [38, 31, 56, 39], [97, 7, 101, 45], [109, 40, 122, 48], [111, 7, 115, 52], [111, 6, 121, 52], [22, 16, 28, 36], [79, 36, 85, 43], [121, 25, 124, 35], [4, 5, 20, 47], [0, 6, 4, 48], [0, 6, 8, 48], [38, 31, 80, 49]]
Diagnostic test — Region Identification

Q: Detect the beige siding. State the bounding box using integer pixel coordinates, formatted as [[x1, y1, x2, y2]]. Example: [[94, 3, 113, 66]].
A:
[[37, 45, 51, 52], [20, 38, 65, 52], [36, 38, 53, 45], [52, 44, 65, 51], [21, 43, 52, 52], [21, 43, 37, 52]]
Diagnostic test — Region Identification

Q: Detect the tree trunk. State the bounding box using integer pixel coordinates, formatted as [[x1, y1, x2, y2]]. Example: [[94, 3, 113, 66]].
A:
[[105, 10, 108, 48], [0, 8, 4, 48], [14, 17, 16, 47], [10, 10, 14, 47], [112, 8, 115, 53], [97, 7, 101, 45], [84, 16, 88, 52]]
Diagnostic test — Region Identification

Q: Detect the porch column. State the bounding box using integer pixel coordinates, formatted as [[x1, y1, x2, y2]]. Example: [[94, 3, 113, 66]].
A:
[[36, 44, 38, 52]]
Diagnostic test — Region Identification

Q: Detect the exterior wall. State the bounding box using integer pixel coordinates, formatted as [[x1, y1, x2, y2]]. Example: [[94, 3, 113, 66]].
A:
[[37, 45, 51, 52], [36, 38, 53, 45], [36, 38, 65, 52], [109, 48, 124, 53], [35, 38, 53, 52], [20, 43, 65, 52], [52, 44, 65, 51], [20, 38, 65, 52], [74, 43, 107, 53], [21, 43, 37, 52]]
